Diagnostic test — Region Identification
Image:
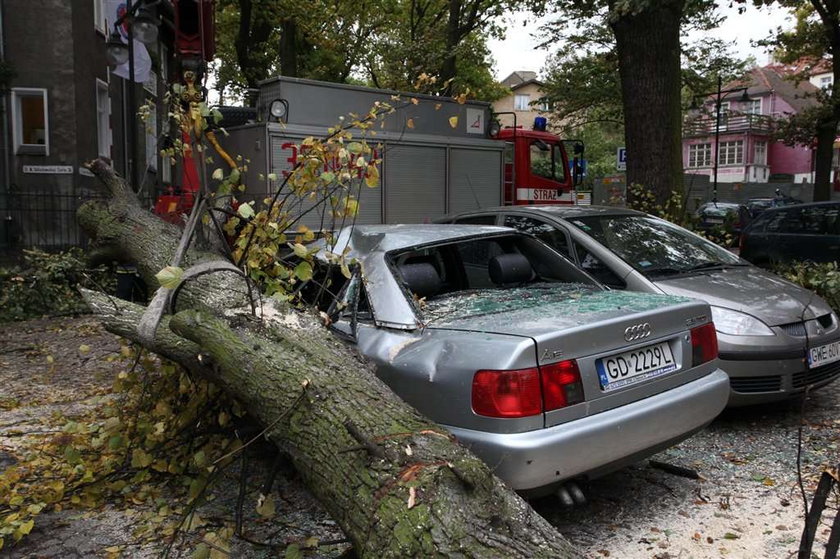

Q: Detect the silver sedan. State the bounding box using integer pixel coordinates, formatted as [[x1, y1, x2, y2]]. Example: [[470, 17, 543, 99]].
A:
[[440, 206, 840, 406], [304, 224, 729, 494]]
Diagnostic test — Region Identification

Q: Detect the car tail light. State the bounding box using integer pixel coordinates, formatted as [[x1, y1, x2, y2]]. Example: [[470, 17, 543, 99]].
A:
[[739, 233, 745, 252], [541, 360, 584, 411], [472, 368, 542, 418], [472, 360, 584, 418], [691, 323, 718, 366]]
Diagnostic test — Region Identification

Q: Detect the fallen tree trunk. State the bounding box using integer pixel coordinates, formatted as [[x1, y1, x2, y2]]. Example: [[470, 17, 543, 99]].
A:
[[77, 160, 579, 557]]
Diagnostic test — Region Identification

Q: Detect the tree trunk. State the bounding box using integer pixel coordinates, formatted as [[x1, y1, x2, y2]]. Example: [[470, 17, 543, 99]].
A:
[[77, 160, 579, 558], [813, 40, 840, 202], [609, 0, 685, 207]]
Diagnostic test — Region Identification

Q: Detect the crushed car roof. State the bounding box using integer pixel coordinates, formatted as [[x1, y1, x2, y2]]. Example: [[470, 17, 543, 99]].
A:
[[324, 224, 515, 257]]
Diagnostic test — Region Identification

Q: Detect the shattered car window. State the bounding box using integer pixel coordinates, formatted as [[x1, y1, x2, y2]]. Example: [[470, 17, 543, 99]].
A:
[[388, 234, 600, 318]]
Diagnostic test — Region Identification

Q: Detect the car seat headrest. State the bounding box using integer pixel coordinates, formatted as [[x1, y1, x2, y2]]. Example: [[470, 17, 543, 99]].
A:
[[488, 253, 533, 286], [399, 262, 442, 299]]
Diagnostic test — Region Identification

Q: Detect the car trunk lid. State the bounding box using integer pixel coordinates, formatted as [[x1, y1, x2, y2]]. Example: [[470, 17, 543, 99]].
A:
[[423, 285, 715, 426]]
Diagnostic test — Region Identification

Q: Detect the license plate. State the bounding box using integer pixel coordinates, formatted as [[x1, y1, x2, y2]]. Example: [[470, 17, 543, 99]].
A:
[[706, 217, 724, 224], [808, 340, 840, 368], [596, 342, 677, 391]]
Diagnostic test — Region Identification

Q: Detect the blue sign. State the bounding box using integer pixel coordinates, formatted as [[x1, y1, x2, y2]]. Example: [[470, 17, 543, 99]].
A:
[[569, 159, 587, 177], [616, 147, 627, 171]]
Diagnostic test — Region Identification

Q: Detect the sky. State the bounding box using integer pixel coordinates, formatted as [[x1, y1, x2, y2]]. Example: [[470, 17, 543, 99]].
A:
[[488, 4, 796, 82]]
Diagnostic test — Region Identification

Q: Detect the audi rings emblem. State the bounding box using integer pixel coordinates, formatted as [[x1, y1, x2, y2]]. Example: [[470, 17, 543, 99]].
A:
[[624, 323, 651, 342]]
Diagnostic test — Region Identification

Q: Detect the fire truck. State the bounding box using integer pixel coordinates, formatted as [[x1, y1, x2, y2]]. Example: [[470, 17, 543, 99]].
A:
[[223, 77, 588, 227]]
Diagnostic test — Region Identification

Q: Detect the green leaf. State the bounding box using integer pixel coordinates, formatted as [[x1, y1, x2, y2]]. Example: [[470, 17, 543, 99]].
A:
[[347, 141, 365, 154], [285, 544, 303, 559], [237, 203, 255, 219], [292, 243, 308, 258], [723, 532, 740, 540], [294, 261, 313, 282], [191, 543, 210, 559], [107, 435, 124, 450], [131, 449, 153, 468], [255, 493, 276, 518], [155, 266, 184, 289]]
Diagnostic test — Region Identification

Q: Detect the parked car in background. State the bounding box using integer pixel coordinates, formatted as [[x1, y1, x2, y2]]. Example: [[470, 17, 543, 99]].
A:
[[746, 191, 802, 218], [304, 224, 729, 495], [695, 202, 746, 234], [740, 201, 840, 266], [439, 206, 840, 406]]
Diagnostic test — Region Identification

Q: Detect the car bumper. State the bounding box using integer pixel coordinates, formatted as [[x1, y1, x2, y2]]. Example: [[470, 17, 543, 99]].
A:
[[721, 353, 840, 406], [444, 369, 729, 492]]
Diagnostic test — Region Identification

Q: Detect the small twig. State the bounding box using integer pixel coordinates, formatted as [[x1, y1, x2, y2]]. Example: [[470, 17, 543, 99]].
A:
[[212, 382, 309, 465], [649, 459, 701, 480], [260, 453, 285, 496], [343, 420, 385, 460], [0, 345, 36, 355], [235, 447, 248, 536]]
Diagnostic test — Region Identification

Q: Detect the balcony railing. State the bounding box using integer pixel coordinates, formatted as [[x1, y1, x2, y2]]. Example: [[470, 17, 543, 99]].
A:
[[683, 113, 773, 137]]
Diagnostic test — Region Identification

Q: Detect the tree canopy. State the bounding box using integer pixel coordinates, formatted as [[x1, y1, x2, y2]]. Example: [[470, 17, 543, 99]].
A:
[[213, 0, 532, 102], [754, 0, 837, 199], [536, 0, 753, 203]]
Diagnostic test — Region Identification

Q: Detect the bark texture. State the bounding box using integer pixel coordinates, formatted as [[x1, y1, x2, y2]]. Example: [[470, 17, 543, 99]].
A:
[[77, 160, 579, 558], [609, 0, 685, 207]]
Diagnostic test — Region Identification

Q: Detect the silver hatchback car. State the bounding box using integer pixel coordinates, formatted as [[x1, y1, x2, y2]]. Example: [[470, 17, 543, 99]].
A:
[[304, 225, 729, 494], [441, 206, 840, 406]]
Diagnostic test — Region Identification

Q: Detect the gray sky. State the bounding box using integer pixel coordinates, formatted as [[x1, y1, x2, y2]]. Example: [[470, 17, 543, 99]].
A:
[[489, 4, 795, 81]]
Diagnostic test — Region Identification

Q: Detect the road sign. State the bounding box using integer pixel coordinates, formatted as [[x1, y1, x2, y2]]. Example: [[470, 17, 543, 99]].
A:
[[616, 147, 626, 171]]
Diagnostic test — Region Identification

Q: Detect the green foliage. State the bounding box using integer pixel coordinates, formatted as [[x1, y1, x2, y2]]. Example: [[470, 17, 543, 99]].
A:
[[213, 0, 523, 102], [623, 183, 739, 246], [0, 345, 243, 553], [624, 182, 692, 226], [773, 261, 840, 313], [0, 249, 115, 323], [539, 4, 749, 134]]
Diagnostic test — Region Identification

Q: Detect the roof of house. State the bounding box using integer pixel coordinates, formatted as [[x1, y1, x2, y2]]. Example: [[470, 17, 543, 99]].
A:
[[500, 71, 543, 90], [776, 56, 831, 77], [722, 65, 819, 113]]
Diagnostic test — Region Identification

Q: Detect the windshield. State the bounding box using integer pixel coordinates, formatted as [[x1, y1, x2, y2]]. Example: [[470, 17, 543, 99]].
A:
[[569, 214, 742, 278]]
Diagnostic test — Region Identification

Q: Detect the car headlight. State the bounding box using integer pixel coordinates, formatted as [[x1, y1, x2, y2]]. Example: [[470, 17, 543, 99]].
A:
[[710, 306, 775, 336]]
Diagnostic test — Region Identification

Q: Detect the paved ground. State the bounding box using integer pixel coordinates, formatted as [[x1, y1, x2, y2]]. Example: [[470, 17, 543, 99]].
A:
[[1, 316, 838, 558]]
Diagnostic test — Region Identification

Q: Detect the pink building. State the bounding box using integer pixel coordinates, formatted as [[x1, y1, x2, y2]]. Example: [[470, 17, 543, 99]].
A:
[[683, 65, 818, 184]]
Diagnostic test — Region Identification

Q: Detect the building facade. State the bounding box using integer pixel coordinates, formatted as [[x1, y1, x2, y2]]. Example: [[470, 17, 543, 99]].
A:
[[0, 0, 173, 253], [682, 65, 818, 185], [492, 71, 550, 130]]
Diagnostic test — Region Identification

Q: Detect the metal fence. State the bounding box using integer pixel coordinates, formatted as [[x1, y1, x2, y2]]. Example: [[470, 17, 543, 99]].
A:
[[1, 189, 105, 255], [1, 188, 152, 260]]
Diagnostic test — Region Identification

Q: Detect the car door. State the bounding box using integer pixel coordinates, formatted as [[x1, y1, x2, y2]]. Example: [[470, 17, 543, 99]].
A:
[[750, 208, 801, 264], [798, 205, 840, 263]]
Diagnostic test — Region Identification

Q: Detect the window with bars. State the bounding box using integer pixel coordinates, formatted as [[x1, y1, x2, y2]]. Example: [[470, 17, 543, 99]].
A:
[[718, 140, 743, 165], [687, 143, 712, 167]]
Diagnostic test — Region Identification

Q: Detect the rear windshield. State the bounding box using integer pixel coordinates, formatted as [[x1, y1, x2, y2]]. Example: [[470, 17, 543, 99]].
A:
[[569, 214, 741, 278], [389, 234, 599, 316]]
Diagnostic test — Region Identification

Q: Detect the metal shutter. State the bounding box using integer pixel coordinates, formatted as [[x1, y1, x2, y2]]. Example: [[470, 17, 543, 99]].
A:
[[448, 148, 502, 213], [384, 144, 446, 223], [268, 135, 382, 230]]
